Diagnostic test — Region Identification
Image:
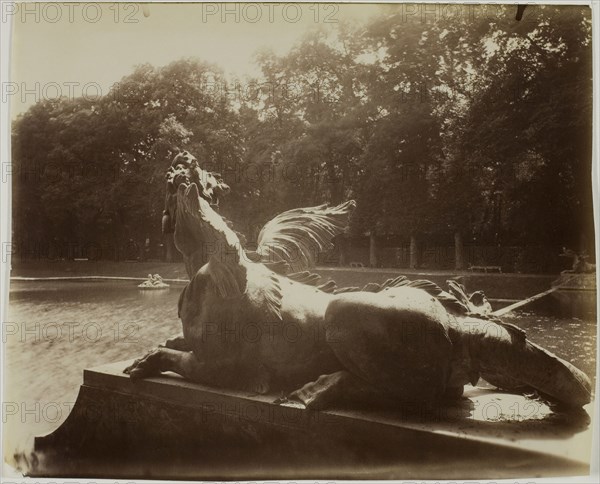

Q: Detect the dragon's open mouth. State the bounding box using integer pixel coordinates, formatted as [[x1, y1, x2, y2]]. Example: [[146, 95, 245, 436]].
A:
[[163, 151, 231, 235], [166, 152, 229, 206], [166, 163, 198, 195]]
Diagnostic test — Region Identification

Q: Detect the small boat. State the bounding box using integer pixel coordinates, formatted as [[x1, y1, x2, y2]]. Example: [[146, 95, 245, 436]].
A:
[[138, 274, 170, 290]]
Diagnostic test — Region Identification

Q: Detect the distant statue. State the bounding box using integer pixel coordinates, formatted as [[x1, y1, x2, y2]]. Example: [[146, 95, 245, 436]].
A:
[[560, 247, 596, 274], [124, 151, 591, 411], [138, 273, 169, 289]]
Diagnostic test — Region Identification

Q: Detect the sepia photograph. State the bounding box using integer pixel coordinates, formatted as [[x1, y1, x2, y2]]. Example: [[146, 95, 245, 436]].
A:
[[1, 1, 598, 481]]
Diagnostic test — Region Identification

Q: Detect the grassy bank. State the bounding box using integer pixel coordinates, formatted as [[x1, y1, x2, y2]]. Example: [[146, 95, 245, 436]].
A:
[[10, 260, 189, 280], [10, 260, 473, 280], [9, 260, 557, 300]]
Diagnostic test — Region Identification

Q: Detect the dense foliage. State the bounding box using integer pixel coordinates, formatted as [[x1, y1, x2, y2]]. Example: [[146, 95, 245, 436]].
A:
[[12, 5, 593, 269]]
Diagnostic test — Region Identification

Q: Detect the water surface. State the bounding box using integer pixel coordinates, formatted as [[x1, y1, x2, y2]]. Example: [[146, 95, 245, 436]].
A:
[[4, 280, 597, 459]]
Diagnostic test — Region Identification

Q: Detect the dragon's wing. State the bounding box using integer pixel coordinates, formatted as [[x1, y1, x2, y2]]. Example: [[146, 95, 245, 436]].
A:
[[253, 200, 356, 273]]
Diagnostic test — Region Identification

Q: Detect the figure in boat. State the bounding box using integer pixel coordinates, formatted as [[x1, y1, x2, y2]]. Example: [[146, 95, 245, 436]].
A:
[[138, 273, 169, 289]]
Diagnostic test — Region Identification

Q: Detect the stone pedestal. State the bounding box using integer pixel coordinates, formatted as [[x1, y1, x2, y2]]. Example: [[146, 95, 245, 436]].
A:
[[32, 360, 593, 479]]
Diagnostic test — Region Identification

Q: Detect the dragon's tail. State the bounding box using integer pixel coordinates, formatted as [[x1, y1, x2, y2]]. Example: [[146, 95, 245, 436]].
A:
[[453, 317, 592, 408]]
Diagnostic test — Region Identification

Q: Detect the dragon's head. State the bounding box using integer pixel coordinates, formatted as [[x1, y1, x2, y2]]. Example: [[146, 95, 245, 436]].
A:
[[162, 150, 230, 234]]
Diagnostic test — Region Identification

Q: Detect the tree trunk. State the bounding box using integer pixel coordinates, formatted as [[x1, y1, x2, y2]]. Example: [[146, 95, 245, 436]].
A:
[[410, 235, 418, 269], [338, 236, 347, 267], [112, 227, 120, 262], [165, 233, 176, 263], [454, 231, 464, 270], [369, 233, 378, 268]]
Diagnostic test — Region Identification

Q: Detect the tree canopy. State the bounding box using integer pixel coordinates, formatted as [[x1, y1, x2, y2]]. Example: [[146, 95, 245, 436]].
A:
[[12, 4, 593, 269]]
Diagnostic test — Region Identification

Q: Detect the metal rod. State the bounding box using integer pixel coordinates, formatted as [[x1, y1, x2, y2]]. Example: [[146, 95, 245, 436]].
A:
[[492, 275, 579, 317]]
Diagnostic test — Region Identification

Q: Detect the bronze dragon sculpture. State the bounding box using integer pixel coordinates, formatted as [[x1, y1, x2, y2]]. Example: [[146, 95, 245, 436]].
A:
[[125, 151, 592, 411]]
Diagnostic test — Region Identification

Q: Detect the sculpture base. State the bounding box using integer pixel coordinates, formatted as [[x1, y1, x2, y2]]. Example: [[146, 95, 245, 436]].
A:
[[31, 361, 593, 479]]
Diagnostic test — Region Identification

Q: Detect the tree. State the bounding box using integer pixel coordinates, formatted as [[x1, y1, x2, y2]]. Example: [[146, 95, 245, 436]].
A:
[[12, 6, 593, 271]]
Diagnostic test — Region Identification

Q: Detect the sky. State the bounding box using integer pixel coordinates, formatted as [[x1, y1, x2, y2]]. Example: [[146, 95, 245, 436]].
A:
[[8, 2, 384, 118]]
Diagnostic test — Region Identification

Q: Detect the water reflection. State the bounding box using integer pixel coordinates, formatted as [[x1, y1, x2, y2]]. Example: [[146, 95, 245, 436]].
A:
[[137, 286, 172, 300]]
